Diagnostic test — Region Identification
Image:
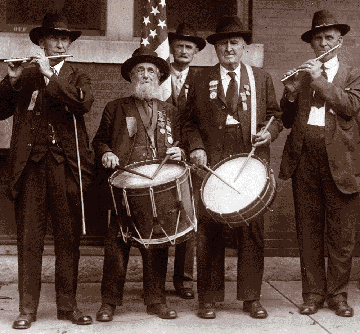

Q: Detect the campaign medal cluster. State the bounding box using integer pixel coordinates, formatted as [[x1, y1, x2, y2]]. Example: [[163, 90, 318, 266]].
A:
[[158, 110, 173, 145]]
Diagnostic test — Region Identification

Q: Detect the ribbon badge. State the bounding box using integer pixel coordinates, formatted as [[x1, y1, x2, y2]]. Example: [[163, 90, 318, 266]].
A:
[[184, 83, 189, 99], [241, 84, 250, 111], [209, 80, 218, 100], [158, 110, 166, 134]]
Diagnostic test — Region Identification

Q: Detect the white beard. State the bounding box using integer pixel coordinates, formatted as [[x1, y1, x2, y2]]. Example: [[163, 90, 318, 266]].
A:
[[132, 81, 161, 101]]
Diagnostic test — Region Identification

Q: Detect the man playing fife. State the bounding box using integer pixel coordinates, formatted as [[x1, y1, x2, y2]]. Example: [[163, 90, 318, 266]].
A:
[[166, 22, 206, 299], [0, 12, 94, 329], [280, 9, 360, 317], [181, 15, 283, 319], [93, 48, 184, 321]]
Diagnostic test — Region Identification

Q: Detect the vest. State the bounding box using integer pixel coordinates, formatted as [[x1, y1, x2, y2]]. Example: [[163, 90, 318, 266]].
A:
[[127, 103, 173, 164]]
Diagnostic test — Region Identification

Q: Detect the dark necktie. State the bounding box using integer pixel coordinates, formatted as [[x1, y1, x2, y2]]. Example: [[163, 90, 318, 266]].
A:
[[312, 65, 328, 107], [226, 72, 239, 114]]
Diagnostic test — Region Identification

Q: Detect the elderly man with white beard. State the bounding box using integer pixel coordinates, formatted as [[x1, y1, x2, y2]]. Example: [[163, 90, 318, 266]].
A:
[[92, 48, 184, 320]]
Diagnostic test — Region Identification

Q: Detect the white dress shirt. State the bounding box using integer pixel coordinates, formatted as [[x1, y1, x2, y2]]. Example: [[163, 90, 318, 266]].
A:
[[44, 60, 64, 85], [171, 65, 189, 99], [220, 64, 241, 94], [220, 64, 241, 124], [307, 56, 339, 126]]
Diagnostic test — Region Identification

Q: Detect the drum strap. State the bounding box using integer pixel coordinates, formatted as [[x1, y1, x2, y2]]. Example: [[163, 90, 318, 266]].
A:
[[244, 63, 257, 138]]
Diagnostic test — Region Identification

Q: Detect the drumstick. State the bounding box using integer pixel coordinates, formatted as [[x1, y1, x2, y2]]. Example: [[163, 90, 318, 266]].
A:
[[202, 165, 242, 195], [280, 44, 340, 82], [151, 141, 179, 180], [116, 166, 153, 180], [4, 54, 73, 63], [233, 116, 274, 182]]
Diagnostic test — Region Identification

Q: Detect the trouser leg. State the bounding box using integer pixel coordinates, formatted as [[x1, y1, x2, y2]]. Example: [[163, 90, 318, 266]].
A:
[[173, 235, 195, 287], [140, 247, 169, 305], [236, 217, 264, 301], [196, 211, 225, 304], [47, 156, 82, 311], [15, 161, 47, 315], [101, 212, 131, 306]]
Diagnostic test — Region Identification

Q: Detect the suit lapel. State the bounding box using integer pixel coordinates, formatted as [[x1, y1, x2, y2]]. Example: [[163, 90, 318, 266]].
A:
[[325, 62, 349, 136], [57, 62, 74, 82], [206, 64, 228, 126]]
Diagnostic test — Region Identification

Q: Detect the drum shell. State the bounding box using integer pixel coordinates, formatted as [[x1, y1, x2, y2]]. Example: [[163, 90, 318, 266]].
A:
[[200, 153, 276, 227], [109, 160, 196, 248]]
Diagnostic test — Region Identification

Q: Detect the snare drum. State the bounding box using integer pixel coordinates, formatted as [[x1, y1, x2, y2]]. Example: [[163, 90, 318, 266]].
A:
[[201, 154, 276, 227], [109, 160, 197, 248]]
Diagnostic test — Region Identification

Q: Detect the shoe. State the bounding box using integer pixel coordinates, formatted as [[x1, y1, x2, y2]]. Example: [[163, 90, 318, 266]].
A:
[[327, 294, 354, 317], [197, 303, 216, 319], [57, 308, 93, 325], [12, 313, 36, 329], [243, 300, 268, 319], [299, 294, 324, 315], [147, 303, 177, 319], [96, 303, 116, 322], [174, 283, 195, 299]]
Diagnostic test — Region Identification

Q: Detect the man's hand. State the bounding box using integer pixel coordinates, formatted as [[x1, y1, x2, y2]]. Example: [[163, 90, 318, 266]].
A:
[[166, 147, 182, 161], [297, 59, 322, 81], [252, 130, 271, 148], [102, 152, 119, 169], [282, 67, 306, 98], [29, 53, 53, 79], [190, 149, 207, 167], [7, 61, 24, 86]]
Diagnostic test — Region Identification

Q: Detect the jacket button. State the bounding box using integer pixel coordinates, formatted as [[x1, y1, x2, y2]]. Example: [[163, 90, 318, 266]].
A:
[[28, 143, 32, 147], [221, 106, 225, 109], [219, 125, 223, 130]]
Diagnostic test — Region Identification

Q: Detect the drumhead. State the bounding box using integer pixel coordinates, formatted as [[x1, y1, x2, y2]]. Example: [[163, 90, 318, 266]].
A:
[[110, 161, 185, 189], [202, 156, 267, 214]]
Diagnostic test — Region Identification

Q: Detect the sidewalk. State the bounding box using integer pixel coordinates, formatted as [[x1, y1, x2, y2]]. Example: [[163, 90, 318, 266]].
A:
[[0, 281, 359, 334]]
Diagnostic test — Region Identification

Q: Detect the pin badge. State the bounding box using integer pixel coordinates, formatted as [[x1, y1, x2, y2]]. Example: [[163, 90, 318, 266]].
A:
[[210, 92, 217, 99]]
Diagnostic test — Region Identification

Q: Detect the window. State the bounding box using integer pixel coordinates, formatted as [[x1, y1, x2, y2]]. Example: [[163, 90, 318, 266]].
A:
[[1, 0, 106, 36]]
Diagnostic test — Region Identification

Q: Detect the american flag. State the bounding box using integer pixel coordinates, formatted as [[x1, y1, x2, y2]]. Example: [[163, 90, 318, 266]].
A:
[[140, 0, 171, 101]]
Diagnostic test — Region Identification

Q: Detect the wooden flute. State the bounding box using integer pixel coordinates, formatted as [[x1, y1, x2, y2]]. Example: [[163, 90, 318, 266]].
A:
[[280, 44, 341, 82], [4, 54, 73, 63]]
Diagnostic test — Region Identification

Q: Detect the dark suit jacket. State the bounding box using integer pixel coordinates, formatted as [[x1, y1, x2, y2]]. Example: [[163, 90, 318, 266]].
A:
[[181, 63, 283, 167], [91, 96, 182, 209], [279, 61, 360, 194], [92, 95, 181, 166], [0, 63, 94, 199]]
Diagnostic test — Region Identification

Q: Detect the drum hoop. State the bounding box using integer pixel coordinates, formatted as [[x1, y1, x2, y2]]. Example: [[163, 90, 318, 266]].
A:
[[201, 153, 272, 218], [208, 171, 277, 224], [109, 160, 190, 194]]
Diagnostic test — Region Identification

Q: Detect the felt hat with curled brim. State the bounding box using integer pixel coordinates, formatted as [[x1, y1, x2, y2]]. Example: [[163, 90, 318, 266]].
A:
[[29, 12, 82, 46], [206, 16, 252, 45], [168, 23, 206, 51], [301, 10, 350, 43], [121, 48, 170, 83]]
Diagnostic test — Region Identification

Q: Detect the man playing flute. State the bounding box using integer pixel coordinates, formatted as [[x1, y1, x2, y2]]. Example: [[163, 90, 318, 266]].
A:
[[180, 15, 283, 319], [0, 12, 94, 329], [280, 9, 360, 317]]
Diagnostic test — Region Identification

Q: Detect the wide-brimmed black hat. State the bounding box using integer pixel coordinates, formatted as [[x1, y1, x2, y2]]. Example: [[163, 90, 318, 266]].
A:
[[121, 48, 170, 83], [168, 23, 206, 51], [301, 10, 350, 43], [29, 12, 82, 46], [206, 16, 252, 45]]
